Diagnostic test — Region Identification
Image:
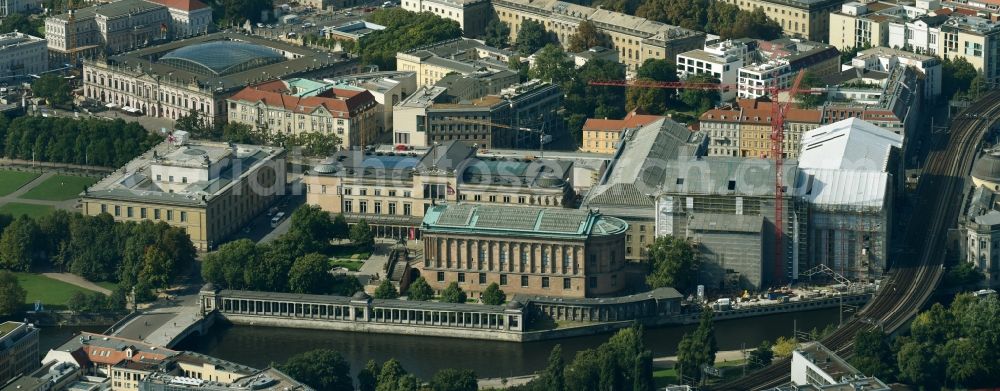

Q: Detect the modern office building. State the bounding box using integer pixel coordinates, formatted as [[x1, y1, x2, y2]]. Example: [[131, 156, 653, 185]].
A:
[[698, 99, 823, 158], [44, 0, 172, 64], [227, 78, 379, 149], [303, 141, 575, 238], [737, 38, 840, 99], [82, 32, 359, 126], [580, 111, 665, 154], [420, 203, 628, 298], [145, 0, 212, 38], [717, 0, 847, 41], [396, 38, 519, 88], [797, 118, 902, 281], [0, 32, 47, 80], [81, 137, 287, 250], [325, 71, 418, 136], [847, 46, 942, 101], [0, 322, 39, 386], [582, 118, 708, 262], [830, 1, 1000, 83], [400, 0, 490, 36], [392, 80, 561, 148], [491, 0, 705, 72], [677, 39, 754, 101], [788, 342, 890, 390]]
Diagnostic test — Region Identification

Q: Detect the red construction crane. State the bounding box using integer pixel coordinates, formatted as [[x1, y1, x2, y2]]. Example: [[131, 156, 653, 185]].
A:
[[590, 71, 810, 286]]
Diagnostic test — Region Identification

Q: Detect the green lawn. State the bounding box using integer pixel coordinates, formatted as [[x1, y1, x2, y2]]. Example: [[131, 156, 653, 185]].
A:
[[653, 368, 679, 388], [330, 259, 364, 271], [12, 272, 102, 310], [0, 170, 40, 197], [19, 174, 97, 201], [329, 244, 371, 260], [0, 202, 54, 218], [95, 281, 119, 292]]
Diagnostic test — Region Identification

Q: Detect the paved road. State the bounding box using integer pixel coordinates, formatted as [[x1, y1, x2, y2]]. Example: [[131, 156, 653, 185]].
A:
[[42, 273, 111, 295]]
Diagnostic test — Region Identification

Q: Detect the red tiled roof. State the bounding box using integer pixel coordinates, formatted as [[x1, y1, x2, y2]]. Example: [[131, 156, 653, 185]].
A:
[[146, 0, 209, 11], [582, 111, 665, 132], [699, 99, 821, 124], [229, 85, 376, 117]]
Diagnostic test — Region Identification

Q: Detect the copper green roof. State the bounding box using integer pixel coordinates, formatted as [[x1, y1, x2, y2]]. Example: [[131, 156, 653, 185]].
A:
[[422, 203, 627, 239]]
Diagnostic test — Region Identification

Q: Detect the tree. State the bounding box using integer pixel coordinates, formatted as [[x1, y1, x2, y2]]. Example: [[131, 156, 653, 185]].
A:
[[567, 21, 610, 52], [675, 309, 717, 381], [562, 59, 627, 143], [202, 239, 259, 289], [406, 276, 433, 301], [942, 57, 979, 100], [332, 213, 350, 240], [288, 205, 335, 253], [627, 59, 678, 115], [330, 275, 364, 296], [67, 291, 88, 312], [678, 74, 720, 115], [851, 329, 896, 380], [288, 253, 335, 294], [0, 271, 25, 317], [350, 220, 375, 250], [375, 359, 407, 391], [483, 19, 511, 48], [278, 349, 353, 391], [541, 345, 565, 391], [440, 282, 467, 303], [0, 13, 41, 35], [175, 109, 216, 140], [797, 71, 827, 109], [896, 341, 943, 388], [944, 261, 985, 287], [748, 339, 774, 367], [138, 246, 173, 291], [480, 282, 506, 305], [358, 360, 380, 391], [221, 122, 266, 144], [373, 279, 398, 299], [429, 368, 477, 391], [772, 336, 798, 357], [362, 9, 462, 70], [290, 131, 341, 157], [32, 74, 72, 106], [529, 44, 574, 85], [646, 235, 699, 293], [515, 19, 548, 55], [0, 215, 39, 271]]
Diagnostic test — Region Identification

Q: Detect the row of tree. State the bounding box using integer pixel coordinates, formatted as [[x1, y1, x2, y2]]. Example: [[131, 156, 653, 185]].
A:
[[373, 277, 507, 305], [279, 349, 479, 391], [0, 211, 195, 301], [201, 205, 374, 295], [0, 115, 162, 168], [634, 0, 781, 40], [175, 112, 342, 157], [848, 294, 1000, 389], [362, 9, 464, 71]]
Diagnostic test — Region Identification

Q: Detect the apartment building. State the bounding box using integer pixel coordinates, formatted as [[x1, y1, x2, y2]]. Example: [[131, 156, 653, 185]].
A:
[[582, 118, 708, 262], [0, 322, 39, 386], [830, 1, 1000, 82], [420, 204, 628, 298], [393, 80, 562, 148], [737, 38, 840, 99], [0, 32, 47, 80], [83, 32, 359, 126], [491, 0, 705, 72], [580, 111, 665, 154], [303, 141, 575, 238], [227, 78, 379, 149], [146, 0, 212, 38], [401, 0, 490, 36], [396, 38, 518, 88], [44, 0, 171, 64], [699, 99, 823, 158], [718, 0, 847, 41], [676, 39, 754, 101], [0, 0, 41, 16], [848, 46, 942, 101], [81, 137, 287, 250]]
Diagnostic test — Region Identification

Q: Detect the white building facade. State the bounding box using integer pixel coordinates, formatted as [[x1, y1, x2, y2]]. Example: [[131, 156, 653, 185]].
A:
[[0, 32, 47, 79], [676, 40, 750, 101], [400, 0, 490, 36]]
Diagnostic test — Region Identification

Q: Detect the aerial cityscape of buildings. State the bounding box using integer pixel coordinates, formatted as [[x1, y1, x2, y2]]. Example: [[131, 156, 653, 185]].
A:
[[0, 0, 999, 388]]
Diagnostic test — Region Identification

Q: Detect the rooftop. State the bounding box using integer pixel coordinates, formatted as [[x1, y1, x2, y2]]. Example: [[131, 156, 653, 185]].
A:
[[228, 81, 376, 116], [52, 332, 179, 368], [84, 139, 284, 207], [688, 213, 764, 233], [95, 32, 353, 95], [583, 111, 666, 132], [799, 118, 903, 172], [796, 168, 889, 210], [50, 0, 164, 22], [794, 342, 867, 384], [0, 32, 45, 49], [145, 0, 208, 11], [659, 157, 801, 197], [423, 203, 628, 239], [309, 141, 475, 179]]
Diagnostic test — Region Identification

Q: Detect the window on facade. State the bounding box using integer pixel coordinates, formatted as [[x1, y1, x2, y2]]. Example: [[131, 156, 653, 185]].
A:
[[180, 211, 187, 222], [344, 188, 352, 195], [345, 201, 353, 213], [388, 203, 397, 215], [167, 210, 173, 220], [374, 202, 382, 214], [437, 272, 445, 282], [403, 203, 411, 215], [140, 208, 147, 218], [479, 273, 486, 284], [360, 188, 368, 196], [520, 276, 529, 287], [541, 277, 549, 288], [500, 274, 507, 285], [563, 278, 571, 290], [360, 201, 368, 213], [127, 207, 134, 218], [458, 272, 465, 283]]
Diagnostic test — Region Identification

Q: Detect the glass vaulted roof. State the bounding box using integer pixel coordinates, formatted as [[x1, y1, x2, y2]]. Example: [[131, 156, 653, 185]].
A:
[[159, 41, 285, 76]]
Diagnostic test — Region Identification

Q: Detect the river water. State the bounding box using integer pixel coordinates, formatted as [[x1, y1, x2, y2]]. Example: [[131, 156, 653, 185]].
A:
[[36, 308, 839, 379]]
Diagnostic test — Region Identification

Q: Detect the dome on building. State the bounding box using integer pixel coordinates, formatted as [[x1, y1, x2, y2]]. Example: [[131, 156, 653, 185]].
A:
[[313, 164, 337, 174], [972, 152, 1000, 190], [159, 41, 285, 76]]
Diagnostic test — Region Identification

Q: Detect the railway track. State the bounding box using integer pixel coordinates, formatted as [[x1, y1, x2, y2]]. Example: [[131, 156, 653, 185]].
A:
[[712, 91, 1000, 390]]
